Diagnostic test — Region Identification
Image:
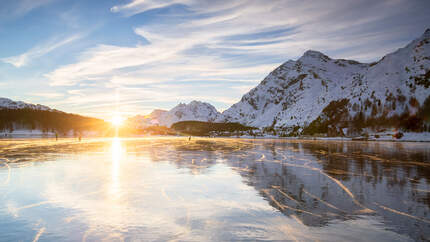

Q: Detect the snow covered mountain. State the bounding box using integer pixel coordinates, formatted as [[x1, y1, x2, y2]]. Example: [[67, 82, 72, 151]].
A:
[[0, 97, 52, 111], [130, 101, 225, 128], [158, 101, 223, 127], [127, 109, 167, 128], [222, 29, 430, 134]]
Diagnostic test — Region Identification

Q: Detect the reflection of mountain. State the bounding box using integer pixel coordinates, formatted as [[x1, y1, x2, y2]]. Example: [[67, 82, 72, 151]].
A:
[[146, 139, 251, 174], [220, 141, 430, 240]]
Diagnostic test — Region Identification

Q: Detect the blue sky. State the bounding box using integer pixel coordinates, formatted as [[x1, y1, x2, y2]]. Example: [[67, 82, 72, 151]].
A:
[[0, 0, 429, 120]]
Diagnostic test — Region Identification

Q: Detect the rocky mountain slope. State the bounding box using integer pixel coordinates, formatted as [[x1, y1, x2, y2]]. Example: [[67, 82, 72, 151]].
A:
[[0, 97, 52, 111], [221, 29, 430, 135]]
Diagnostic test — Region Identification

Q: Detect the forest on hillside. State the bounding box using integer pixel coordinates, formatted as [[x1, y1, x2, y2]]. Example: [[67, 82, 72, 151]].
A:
[[0, 108, 110, 135], [298, 95, 430, 136]]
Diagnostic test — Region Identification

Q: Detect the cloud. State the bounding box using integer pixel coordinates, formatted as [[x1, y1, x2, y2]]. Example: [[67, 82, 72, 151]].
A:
[[41, 0, 430, 118], [110, 0, 427, 60], [48, 1, 402, 83], [29, 92, 64, 98], [110, 0, 191, 16], [0, 0, 55, 19], [2, 34, 83, 67]]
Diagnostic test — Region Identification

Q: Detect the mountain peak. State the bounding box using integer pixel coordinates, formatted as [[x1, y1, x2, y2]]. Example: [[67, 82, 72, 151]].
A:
[[189, 100, 203, 105], [157, 100, 222, 127], [149, 109, 167, 116], [299, 50, 331, 62], [173, 100, 209, 109], [0, 97, 52, 111], [423, 28, 430, 37]]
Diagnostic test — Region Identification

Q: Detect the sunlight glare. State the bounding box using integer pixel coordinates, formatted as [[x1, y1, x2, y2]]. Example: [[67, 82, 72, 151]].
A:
[[111, 115, 123, 127], [110, 138, 123, 199]]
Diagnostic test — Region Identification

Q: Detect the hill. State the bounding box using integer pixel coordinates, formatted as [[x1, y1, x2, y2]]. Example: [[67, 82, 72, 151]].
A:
[[0, 98, 109, 136]]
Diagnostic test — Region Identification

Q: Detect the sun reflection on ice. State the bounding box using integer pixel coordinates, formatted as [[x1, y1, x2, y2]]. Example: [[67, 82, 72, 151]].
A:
[[110, 138, 123, 199]]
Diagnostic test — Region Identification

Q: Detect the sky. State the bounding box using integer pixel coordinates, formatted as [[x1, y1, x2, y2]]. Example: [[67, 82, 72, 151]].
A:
[[0, 0, 429, 120]]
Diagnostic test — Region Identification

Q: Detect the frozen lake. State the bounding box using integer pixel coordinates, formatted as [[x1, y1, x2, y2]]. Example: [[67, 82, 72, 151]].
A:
[[0, 137, 429, 241]]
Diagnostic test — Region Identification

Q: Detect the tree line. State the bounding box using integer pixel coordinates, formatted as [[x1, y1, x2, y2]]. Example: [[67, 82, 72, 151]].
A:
[[0, 108, 110, 135]]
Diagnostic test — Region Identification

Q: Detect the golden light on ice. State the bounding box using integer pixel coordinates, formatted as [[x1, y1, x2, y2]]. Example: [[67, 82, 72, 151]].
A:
[[111, 138, 122, 163], [110, 138, 122, 199]]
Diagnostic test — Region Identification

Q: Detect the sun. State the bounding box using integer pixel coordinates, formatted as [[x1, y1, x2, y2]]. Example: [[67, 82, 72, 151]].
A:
[[111, 115, 123, 127]]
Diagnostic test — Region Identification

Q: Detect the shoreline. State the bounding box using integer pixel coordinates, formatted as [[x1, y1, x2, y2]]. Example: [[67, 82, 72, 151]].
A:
[[1, 133, 430, 142]]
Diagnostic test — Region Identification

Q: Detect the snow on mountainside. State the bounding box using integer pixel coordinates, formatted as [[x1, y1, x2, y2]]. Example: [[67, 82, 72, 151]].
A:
[[0, 97, 52, 111], [222, 29, 430, 131], [158, 101, 223, 127], [127, 109, 167, 128]]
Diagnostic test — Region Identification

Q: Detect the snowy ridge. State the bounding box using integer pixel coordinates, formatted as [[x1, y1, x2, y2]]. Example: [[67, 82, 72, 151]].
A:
[[0, 97, 52, 111], [221, 29, 430, 129], [158, 101, 223, 127], [127, 109, 167, 128]]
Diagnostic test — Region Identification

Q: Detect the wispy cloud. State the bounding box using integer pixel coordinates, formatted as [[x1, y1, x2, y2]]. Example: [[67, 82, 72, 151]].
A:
[[0, 0, 55, 19], [110, 0, 190, 16], [29, 92, 64, 98], [2, 34, 83, 67], [38, 0, 430, 118]]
